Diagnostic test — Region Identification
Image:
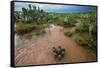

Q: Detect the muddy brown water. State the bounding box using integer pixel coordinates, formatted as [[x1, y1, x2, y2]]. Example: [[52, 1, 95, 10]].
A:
[[15, 24, 96, 66]]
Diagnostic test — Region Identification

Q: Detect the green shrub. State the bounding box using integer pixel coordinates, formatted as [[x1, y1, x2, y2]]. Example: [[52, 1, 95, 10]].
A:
[[16, 23, 34, 34], [64, 32, 72, 37], [75, 24, 89, 32], [76, 35, 87, 45], [15, 23, 45, 35], [76, 35, 96, 49], [86, 37, 96, 49]]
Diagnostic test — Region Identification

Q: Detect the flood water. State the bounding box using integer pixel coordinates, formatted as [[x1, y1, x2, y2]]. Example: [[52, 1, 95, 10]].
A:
[[15, 24, 96, 66]]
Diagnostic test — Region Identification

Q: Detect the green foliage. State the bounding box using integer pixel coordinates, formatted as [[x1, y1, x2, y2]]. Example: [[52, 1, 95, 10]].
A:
[[15, 23, 45, 35], [76, 35, 87, 45], [64, 32, 72, 37], [16, 23, 34, 34], [91, 22, 97, 33], [15, 4, 47, 23], [76, 24, 89, 32], [56, 16, 76, 27], [76, 35, 96, 49]]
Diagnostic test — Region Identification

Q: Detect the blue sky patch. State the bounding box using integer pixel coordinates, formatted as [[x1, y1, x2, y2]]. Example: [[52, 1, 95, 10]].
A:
[[15, 2, 94, 13]]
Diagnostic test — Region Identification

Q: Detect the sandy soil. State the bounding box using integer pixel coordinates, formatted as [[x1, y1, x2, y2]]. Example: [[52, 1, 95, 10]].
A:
[[15, 25, 96, 66]]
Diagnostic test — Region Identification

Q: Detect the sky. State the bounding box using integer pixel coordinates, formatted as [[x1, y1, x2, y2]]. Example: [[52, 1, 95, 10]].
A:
[[15, 2, 94, 13]]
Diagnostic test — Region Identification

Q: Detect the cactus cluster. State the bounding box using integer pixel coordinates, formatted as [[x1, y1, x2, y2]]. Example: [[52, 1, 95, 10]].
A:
[[53, 46, 65, 60]]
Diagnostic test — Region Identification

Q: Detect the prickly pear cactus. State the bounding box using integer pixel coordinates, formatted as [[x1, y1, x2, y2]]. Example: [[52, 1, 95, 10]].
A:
[[52, 46, 65, 60]]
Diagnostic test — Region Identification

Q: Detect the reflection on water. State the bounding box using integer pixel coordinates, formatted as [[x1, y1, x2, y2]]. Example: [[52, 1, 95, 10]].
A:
[[15, 35, 37, 47]]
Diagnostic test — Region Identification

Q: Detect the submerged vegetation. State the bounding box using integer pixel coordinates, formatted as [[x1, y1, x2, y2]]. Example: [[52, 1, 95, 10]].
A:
[[15, 4, 97, 54]]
